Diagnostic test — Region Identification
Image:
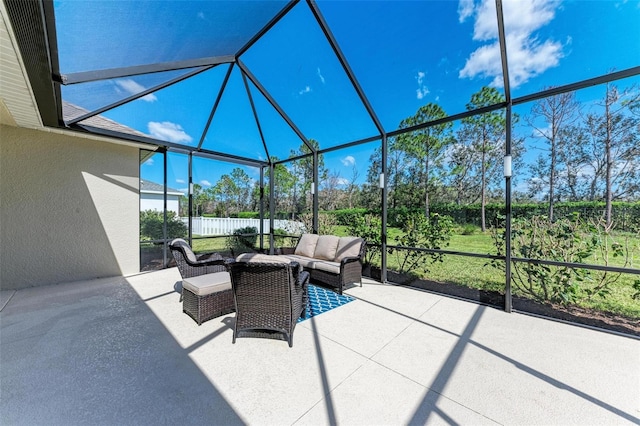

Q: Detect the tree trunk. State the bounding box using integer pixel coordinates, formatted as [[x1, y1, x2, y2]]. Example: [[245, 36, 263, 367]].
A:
[[605, 87, 613, 227], [481, 145, 487, 232], [424, 155, 430, 218], [549, 116, 556, 222]]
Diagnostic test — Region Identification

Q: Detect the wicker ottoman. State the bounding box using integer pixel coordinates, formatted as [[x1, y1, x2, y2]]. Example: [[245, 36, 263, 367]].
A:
[[182, 272, 234, 325]]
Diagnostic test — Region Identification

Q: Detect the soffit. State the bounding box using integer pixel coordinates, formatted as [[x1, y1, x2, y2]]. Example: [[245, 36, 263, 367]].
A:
[[0, 2, 158, 151], [0, 2, 42, 129]]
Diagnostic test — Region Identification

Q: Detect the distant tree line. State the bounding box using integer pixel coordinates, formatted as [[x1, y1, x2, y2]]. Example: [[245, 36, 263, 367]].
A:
[[361, 83, 638, 229], [179, 82, 639, 230]]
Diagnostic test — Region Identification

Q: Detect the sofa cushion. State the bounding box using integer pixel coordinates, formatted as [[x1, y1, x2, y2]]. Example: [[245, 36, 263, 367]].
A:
[[295, 234, 319, 258], [182, 272, 231, 296], [282, 254, 316, 269], [314, 235, 340, 260], [311, 259, 341, 274], [334, 237, 364, 262]]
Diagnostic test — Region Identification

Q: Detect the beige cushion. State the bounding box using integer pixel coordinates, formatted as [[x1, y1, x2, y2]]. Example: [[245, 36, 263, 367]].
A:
[[282, 254, 316, 269], [311, 260, 340, 274], [295, 234, 319, 258], [182, 272, 231, 296], [334, 237, 364, 262], [313, 235, 340, 260], [171, 238, 198, 263], [236, 253, 291, 264]]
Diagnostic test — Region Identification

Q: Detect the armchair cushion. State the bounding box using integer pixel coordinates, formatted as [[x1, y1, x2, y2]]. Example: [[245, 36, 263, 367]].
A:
[[171, 238, 198, 263], [294, 233, 319, 258], [236, 253, 291, 264], [170, 238, 226, 279]]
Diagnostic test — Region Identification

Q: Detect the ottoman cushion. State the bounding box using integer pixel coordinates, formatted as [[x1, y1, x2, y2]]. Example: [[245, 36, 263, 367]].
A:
[[182, 272, 231, 296]]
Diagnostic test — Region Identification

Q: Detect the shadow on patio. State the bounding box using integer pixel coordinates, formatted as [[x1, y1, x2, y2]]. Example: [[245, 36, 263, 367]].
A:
[[1, 268, 638, 425]]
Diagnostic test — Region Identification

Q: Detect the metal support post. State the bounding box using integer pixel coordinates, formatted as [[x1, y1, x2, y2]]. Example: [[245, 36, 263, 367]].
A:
[[381, 135, 388, 284]]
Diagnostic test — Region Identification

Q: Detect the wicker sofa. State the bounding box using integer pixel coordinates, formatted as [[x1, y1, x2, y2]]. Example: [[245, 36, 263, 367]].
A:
[[277, 234, 365, 294]]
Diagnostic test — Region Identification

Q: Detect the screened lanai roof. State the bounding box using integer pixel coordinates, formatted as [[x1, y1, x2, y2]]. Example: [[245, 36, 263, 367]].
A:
[[3, 0, 640, 166]]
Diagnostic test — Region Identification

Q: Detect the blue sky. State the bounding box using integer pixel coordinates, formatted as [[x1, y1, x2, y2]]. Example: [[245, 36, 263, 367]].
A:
[[55, 0, 640, 195]]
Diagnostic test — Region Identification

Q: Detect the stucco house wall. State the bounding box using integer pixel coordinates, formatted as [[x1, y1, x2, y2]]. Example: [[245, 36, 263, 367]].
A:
[[0, 125, 140, 289]]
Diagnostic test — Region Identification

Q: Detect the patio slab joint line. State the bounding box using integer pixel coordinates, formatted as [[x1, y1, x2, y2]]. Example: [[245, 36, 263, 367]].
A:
[[0, 290, 17, 312], [364, 294, 445, 361], [292, 362, 369, 425]]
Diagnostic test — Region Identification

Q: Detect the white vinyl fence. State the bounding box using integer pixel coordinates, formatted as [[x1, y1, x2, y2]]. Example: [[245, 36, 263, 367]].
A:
[[181, 217, 306, 236]]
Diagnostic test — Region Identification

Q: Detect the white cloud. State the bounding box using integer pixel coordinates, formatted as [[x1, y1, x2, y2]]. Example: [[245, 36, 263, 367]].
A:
[[148, 121, 193, 144], [317, 68, 325, 84], [299, 86, 312, 95], [143, 158, 154, 166], [116, 79, 157, 102], [336, 177, 349, 186], [176, 178, 185, 184], [200, 180, 212, 187], [197, 11, 205, 19], [458, 0, 475, 22], [458, 0, 564, 88], [341, 155, 356, 166], [415, 71, 430, 99]]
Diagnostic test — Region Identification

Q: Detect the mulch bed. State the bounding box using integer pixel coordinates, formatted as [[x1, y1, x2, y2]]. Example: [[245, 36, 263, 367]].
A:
[[364, 267, 639, 337]]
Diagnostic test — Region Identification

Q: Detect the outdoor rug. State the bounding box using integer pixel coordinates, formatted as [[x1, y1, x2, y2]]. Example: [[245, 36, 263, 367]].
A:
[[299, 284, 355, 322]]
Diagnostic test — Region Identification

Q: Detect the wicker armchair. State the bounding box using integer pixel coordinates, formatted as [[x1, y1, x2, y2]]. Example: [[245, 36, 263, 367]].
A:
[[169, 238, 226, 278], [170, 238, 235, 323], [228, 257, 309, 348]]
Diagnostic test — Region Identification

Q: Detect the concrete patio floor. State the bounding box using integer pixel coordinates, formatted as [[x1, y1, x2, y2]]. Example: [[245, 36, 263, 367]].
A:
[[1, 267, 638, 425]]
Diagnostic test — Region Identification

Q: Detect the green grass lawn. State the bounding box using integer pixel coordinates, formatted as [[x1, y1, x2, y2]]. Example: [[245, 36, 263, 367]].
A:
[[187, 226, 640, 319], [338, 224, 640, 318], [191, 236, 228, 253]]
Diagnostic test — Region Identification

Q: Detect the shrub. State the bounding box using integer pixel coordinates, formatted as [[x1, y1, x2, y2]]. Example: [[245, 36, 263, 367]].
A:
[[325, 208, 369, 226], [459, 224, 477, 235], [390, 212, 454, 275], [140, 210, 187, 241], [226, 226, 258, 255], [345, 214, 382, 265], [428, 201, 640, 232], [491, 214, 634, 305], [272, 227, 299, 249], [299, 212, 337, 236], [237, 211, 260, 219]]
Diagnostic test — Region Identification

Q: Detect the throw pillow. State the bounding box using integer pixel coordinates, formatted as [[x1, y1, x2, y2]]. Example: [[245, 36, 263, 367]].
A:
[[334, 237, 364, 262], [313, 235, 340, 261], [295, 234, 319, 258]]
